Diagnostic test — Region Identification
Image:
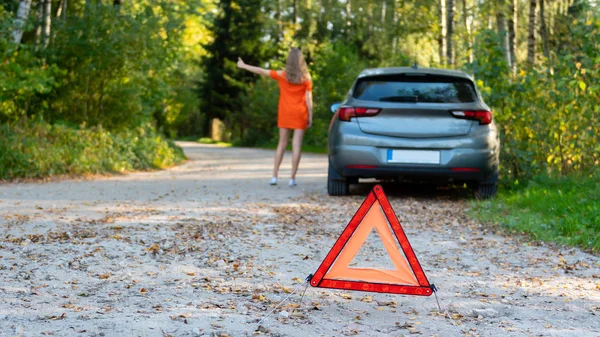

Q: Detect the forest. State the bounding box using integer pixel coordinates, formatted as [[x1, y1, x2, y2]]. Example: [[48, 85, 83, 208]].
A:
[[0, 0, 597, 180]]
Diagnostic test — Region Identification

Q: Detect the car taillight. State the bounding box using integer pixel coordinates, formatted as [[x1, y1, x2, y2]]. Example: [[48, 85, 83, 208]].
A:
[[338, 106, 382, 121], [451, 110, 492, 125]]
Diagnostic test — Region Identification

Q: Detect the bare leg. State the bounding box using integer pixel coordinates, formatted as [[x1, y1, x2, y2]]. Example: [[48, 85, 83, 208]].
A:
[[290, 129, 305, 180], [273, 128, 291, 179]]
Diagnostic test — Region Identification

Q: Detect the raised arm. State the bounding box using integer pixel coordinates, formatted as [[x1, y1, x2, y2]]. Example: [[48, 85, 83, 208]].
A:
[[237, 57, 270, 76]]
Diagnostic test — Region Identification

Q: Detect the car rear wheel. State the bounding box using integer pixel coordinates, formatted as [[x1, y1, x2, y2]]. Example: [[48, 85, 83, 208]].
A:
[[473, 183, 497, 199], [328, 163, 349, 196]]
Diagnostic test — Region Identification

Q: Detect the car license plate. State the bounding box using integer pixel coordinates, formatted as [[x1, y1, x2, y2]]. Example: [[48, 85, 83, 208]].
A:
[[387, 149, 440, 164]]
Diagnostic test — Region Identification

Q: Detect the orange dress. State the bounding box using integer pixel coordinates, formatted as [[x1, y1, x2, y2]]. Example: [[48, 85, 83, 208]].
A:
[[270, 70, 312, 130]]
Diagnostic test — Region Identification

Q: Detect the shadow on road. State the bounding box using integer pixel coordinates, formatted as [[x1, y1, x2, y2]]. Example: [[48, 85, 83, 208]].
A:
[[349, 181, 473, 200]]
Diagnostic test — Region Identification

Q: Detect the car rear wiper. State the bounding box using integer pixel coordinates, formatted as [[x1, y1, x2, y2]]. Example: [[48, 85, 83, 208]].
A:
[[379, 95, 419, 103]]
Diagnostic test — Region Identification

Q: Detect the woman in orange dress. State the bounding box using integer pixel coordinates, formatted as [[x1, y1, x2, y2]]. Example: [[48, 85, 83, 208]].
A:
[[237, 48, 313, 187]]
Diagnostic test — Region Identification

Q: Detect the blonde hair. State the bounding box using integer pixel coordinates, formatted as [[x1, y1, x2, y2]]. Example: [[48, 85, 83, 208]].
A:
[[285, 48, 310, 84]]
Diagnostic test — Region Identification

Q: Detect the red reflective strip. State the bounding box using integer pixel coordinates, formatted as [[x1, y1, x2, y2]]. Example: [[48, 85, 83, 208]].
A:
[[310, 185, 432, 295], [310, 192, 377, 287], [346, 165, 377, 169], [451, 168, 481, 172], [373, 186, 430, 287], [318, 279, 433, 296]]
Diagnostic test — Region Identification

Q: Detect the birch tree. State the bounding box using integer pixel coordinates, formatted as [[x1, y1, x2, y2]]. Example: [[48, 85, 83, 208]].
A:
[[508, 0, 517, 74], [439, 0, 447, 65], [12, 0, 33, 44], [539, 0, 550, 60], [527, 0, 536, 65], [42, 0, 52, 48], [496, 0, 511, 69], [462, 0, 473, 64], [446, 0, 454, 66]]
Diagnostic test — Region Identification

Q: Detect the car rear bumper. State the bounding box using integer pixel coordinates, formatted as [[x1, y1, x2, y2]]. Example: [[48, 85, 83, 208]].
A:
[[330, 145, 498, 183]]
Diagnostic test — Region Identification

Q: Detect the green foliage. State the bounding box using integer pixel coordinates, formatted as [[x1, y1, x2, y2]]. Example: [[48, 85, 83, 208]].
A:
[[2, 1, 204, 137], [200, 0, 272, 137], [0, 121, 186, 180], [470, 173, 600, 252], [471, 14, 600, 183], [0, 7, 61, 123], [235, 76, 279, 146], [44, 2, 192, 131], [306, 42, 370, 148]]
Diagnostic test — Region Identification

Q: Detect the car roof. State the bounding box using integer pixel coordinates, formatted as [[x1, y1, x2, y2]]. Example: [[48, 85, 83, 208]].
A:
[[358, 67, 474, 80]]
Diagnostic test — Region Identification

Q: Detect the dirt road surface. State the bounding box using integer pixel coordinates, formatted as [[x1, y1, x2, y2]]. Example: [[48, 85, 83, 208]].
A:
[[1, 142, 599, 337]]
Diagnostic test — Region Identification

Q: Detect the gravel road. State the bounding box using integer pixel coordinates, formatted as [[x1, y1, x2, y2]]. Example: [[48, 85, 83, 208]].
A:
[[1, 142, 599, 337]]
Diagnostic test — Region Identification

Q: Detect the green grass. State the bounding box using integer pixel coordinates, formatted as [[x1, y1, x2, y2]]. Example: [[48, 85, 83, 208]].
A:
[[0, 121, 186, 180], [197, 137, 232, 147], [469, 174, 600, 253]]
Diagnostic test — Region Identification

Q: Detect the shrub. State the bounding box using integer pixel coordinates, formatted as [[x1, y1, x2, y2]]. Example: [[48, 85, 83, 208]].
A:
[[0, 121, 186, 180]]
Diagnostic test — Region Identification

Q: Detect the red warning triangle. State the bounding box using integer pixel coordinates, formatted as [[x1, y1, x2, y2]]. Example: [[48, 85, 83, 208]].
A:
[[310, 185, 432, 296]]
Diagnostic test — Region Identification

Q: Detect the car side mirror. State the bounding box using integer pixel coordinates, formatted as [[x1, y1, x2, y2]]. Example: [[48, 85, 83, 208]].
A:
[[330, 102, 342, 113]]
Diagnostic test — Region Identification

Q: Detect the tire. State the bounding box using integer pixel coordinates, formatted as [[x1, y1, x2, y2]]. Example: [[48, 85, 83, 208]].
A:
[[328, 162, 349, 196], [473, 183, 497, 199]]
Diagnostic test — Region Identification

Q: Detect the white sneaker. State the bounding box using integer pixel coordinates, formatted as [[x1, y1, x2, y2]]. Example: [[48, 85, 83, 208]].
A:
[[270, 177, 278, 185], [289, 179, 297, 187]]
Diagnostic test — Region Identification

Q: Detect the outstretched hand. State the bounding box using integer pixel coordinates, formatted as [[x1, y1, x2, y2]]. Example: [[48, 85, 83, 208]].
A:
[[237, 57, 245, 69]]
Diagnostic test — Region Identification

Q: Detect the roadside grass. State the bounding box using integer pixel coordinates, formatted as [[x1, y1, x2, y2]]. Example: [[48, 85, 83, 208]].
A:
[[0, 121, 186, 181], [469, 174, 600, 253], [180, 136, 232, 147], [198, 137, 232, 147]]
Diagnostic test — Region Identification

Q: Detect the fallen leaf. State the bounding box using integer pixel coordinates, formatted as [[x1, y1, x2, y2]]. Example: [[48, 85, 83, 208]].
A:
[[98, 273, 111, 279], [252, 294, 266, 302], [360, 296, 373, 303], [147, 243, 159, 254], [376, 300, 396, 307]]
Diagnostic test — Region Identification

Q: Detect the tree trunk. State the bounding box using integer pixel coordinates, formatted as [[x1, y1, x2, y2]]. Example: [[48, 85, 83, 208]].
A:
[[446, 0, 454, 66], [381, 0, 386, 26], [439, 0, 447, 65], [275, 0, 281, 41], [508, 0, 517, 74], [392, 0, 398, 53], [56, 0, 63, 17], [42, 0, 51, 48], [292, 0, 298, 25], [539, 0, 550, 60], [527, 0, 536, 66], [12, 0, 33, 44], [114, 0, 121, 12], [367, 1, 374, 38], [345, 0, 351, 43], [35, 1, 42, 48], [462, 0, 473, 64], [496, 0, 511, 68]]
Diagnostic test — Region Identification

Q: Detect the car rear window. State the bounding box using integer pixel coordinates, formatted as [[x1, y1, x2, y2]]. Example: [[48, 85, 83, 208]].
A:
[[353, 74, 477, 103]]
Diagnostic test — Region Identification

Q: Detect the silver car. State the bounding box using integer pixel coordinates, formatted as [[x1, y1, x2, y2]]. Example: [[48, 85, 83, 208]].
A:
[[328, 66, 499, 198]]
